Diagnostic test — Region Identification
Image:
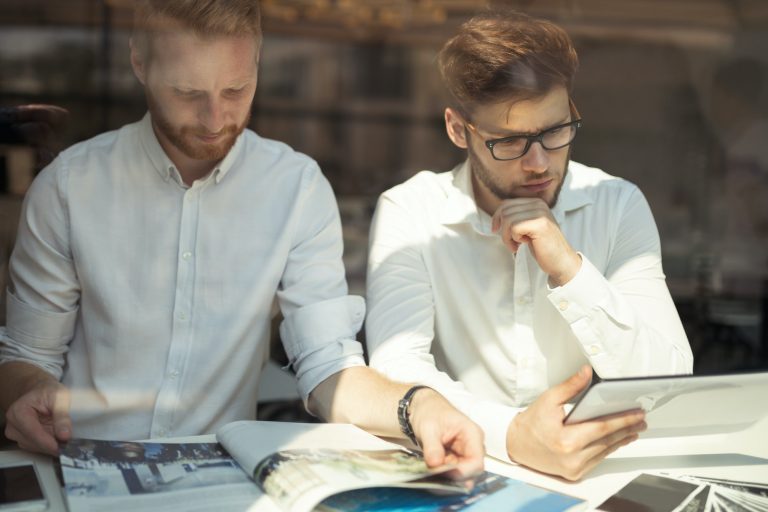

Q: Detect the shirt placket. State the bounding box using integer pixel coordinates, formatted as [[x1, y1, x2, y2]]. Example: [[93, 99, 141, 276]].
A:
[[512, 246, 539, 400], [150, 181, 201, 438]]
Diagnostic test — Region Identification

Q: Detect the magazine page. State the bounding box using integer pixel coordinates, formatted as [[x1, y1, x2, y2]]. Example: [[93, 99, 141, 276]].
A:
[[254, 448, 462, 512], [317, 471, 588, 512], [59, 438, 264, 512], [215, 420, 401, 478]]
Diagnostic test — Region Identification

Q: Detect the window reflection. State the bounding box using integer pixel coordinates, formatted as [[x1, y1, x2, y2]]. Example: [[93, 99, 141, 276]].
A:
[[1, 0, 767, 374]]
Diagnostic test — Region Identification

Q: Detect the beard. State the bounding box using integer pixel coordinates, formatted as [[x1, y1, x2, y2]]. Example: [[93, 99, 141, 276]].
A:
[[146, 89, 250, 162], [467, 141, 569, 208]]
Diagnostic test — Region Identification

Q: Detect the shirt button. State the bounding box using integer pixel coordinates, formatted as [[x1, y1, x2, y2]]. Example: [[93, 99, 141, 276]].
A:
[[169, 369, 180, 379], [182, 251, 192, 260], [588, 344, 600, 355], [157, 428, 167, 437], [177, 312, 187, 321], [558, 300, 569, 311]]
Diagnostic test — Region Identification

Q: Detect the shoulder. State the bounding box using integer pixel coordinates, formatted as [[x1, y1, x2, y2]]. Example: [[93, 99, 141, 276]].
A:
[[567, 161, 643, 204], [380, 169, 453, 207], [26, 125, 130, 201], [241, 130, 320, 176]]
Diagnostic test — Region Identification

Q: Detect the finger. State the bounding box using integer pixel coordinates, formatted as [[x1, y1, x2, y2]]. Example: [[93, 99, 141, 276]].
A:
[[569, 410, 645, 446], [52, 386, 72, 442], [581, 420, 646, 459], [577, 432, 640, 479], [6, 406, 60, 456], [546, 365, 592, 405], [419, 428, 448, 469], [447, 426, 485, 478]]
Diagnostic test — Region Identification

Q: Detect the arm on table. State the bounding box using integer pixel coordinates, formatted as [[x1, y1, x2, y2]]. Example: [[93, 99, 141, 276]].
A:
[[308, 366, 484, 480]]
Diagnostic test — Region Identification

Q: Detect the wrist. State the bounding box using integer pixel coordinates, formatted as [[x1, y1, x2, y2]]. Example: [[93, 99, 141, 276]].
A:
[[548, 251, 582, 287], [397, 385, 432, 447]]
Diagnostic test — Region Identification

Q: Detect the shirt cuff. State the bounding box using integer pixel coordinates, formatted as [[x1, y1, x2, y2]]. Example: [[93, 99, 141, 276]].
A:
[[465, 401, 520, 463], [6, 289, 78, 348], [279, 295, 367, 401]]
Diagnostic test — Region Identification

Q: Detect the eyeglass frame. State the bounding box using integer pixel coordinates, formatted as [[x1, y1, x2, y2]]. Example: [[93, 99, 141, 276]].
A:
[[462, 99, 583, 161], [466, 118, 582, 161]]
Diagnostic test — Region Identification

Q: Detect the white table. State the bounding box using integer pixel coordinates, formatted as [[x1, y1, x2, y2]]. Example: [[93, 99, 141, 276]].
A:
[[3, 415, 766, 511], [486, 414, 768, 509]]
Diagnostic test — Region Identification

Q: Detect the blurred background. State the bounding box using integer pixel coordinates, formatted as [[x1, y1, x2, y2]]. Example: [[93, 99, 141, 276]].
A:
[[1, 0, 767, 383]]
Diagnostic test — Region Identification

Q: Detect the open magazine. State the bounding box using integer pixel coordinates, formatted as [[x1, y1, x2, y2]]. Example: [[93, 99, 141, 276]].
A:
[[59, 420, 586, 512]]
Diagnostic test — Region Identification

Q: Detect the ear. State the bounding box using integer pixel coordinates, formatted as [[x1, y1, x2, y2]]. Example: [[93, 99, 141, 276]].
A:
[[445, 107, 468, 149], [129, 37, 147, 85]]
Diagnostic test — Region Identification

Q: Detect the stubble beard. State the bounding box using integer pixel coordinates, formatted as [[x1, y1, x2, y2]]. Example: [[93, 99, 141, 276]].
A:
[[467, 142, 569, 209], [147, 89, 251, 162]]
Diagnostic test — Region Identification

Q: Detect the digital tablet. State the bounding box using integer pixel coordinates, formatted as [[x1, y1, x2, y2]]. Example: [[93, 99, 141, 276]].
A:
[[563, 371, 768, 437]]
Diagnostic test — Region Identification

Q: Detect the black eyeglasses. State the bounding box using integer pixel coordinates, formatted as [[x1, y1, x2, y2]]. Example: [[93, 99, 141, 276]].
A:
[[468, 119, 582, 161]]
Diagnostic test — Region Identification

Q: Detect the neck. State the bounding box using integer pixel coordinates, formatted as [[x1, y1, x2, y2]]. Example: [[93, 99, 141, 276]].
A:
[[470, 171, 501, 217]]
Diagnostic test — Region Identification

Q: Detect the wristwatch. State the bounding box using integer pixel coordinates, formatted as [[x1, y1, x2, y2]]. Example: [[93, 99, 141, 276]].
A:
[[397, 385, 429, 447]]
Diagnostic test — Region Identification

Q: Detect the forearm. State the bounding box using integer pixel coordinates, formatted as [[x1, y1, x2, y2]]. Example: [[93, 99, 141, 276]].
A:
[[308, 366, 412, 438], [550, 255, 692, 377], [0, 361, 58, 413]]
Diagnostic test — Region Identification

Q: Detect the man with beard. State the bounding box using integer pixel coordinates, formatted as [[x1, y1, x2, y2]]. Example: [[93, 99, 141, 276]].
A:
[[0, 0, 484, 479], [365, 10, 693, 480]]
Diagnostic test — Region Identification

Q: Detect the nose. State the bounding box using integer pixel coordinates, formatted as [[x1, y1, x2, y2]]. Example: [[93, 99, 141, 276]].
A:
[[199, 97, 225, 134], [520, 140, 549, 174]]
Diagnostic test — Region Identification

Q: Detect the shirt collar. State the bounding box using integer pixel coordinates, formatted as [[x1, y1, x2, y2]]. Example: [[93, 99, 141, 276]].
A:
[[439, 159, 594, 230], [550, 165, 593, 223], [440, 160, 483, 228], [137, 112, 245, 187]]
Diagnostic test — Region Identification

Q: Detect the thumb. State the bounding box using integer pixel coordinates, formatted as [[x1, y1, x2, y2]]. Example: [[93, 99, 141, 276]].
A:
[[548, 365, 592, 405], [51, 386, 72, 443]]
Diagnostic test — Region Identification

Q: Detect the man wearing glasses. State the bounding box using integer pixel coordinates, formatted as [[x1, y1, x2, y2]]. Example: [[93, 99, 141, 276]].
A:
[[365, 10, 693, 480]]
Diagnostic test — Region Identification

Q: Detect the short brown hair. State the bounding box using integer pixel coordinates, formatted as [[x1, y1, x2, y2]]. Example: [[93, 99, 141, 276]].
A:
[[438, 10, 578, 118], [132, 0, 262, 59]]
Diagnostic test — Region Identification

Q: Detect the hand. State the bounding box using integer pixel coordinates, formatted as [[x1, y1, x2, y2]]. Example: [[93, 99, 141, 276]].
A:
[[4, 379, 72, 456], [506, 366, 646, 481], [491, 198, 581, 286], [408, 388, 485, 480]]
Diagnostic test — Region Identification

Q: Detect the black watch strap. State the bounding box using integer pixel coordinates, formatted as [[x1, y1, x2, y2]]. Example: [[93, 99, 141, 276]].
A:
[[398, 385, 429, 447]]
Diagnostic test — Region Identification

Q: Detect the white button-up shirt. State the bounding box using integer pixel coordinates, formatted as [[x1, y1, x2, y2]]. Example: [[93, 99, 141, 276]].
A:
[[366, 160, 693, 461], [0, 114, 365, 440]]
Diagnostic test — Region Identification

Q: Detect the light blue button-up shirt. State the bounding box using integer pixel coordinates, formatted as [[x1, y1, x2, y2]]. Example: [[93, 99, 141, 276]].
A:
[[0, 113, 365, 440]]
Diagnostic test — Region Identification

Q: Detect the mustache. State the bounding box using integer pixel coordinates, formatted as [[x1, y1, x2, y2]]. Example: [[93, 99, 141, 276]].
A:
[[186, 125, 239, 138]]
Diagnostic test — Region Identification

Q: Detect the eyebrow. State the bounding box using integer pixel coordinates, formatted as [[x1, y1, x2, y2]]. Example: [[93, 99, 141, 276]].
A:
[[485, 114, 572, 138], [169, 78, 255, 93]]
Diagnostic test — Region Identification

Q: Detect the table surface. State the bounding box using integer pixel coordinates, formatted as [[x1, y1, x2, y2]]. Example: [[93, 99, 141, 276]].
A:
[[2, 415, 766, 511]]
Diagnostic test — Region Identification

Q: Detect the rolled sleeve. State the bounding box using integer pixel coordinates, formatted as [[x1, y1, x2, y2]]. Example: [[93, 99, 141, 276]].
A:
[[279, 295, 366, 401], [1, 292, 75, 379]]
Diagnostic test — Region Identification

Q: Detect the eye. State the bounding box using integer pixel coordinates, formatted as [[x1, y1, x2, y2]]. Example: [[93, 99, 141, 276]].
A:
[[224, 87, 247, 98], [174, 88, 200, 99]]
